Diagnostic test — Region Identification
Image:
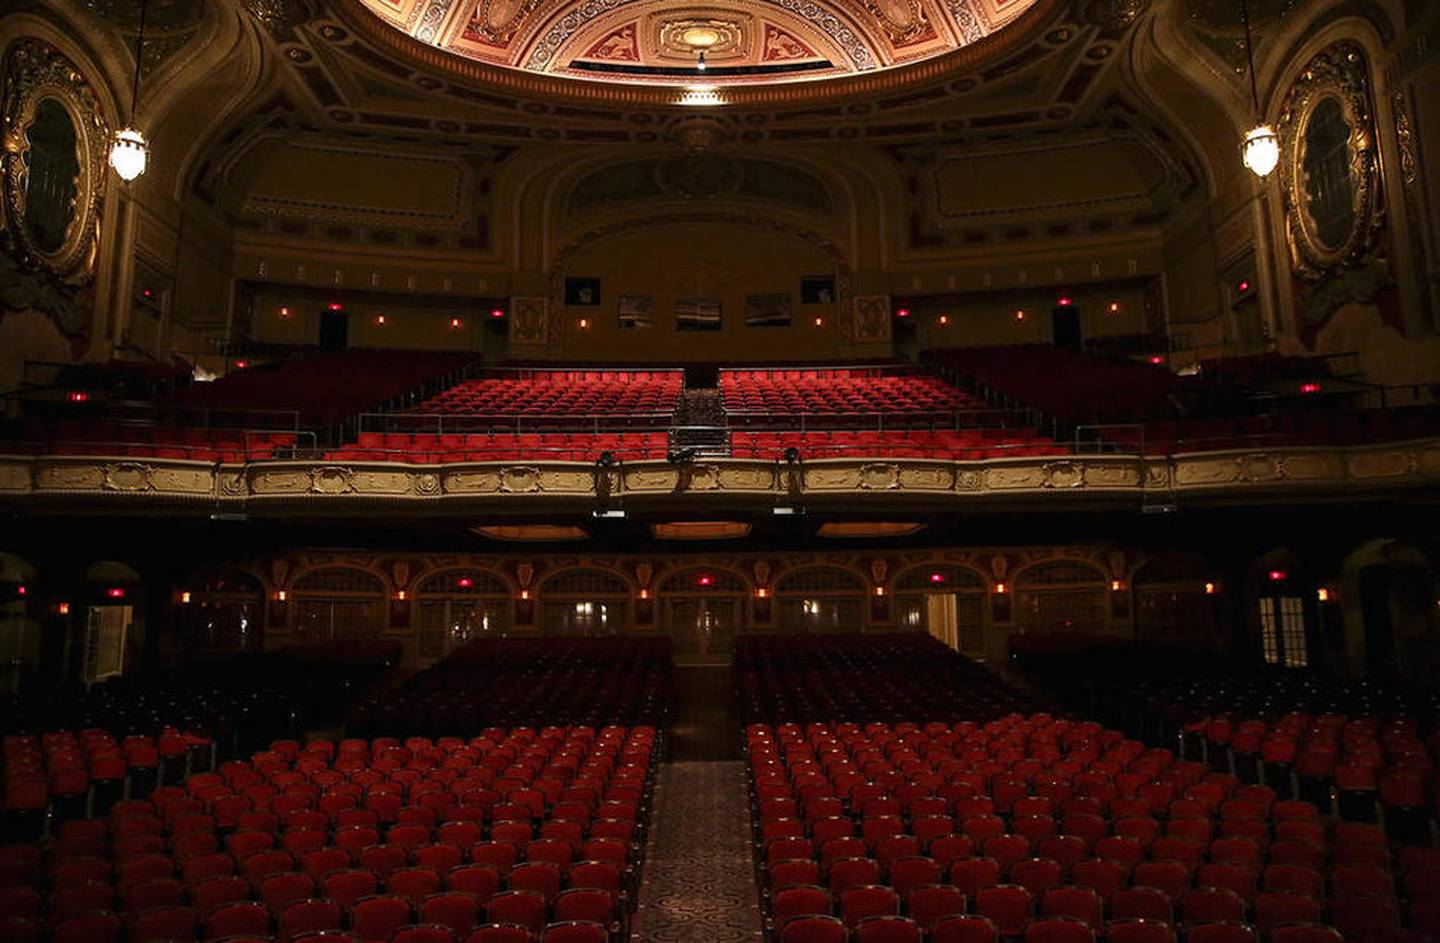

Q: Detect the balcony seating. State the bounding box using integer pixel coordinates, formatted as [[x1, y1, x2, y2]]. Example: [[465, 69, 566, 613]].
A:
[[1, 423, 300, 462], [411, 372, 682, 420], [721, 370, 974, 416], [327, 432, 670, 464], [729, 430, 1066, 461]]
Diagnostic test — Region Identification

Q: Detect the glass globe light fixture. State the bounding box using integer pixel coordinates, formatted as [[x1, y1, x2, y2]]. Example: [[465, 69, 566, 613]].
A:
[[109, 127, 148, 181], [1241, 124, 1279, 178]]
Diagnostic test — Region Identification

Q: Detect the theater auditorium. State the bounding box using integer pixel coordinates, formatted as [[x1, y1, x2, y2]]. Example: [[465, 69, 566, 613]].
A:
[[1, 0, 1439, 941]]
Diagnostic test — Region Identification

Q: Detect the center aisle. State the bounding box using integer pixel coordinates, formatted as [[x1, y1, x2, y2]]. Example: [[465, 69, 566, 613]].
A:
[[629, 761, 763, 943]]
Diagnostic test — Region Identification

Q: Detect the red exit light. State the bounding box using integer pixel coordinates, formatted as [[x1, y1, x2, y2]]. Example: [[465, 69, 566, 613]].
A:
[[1056, 296, 1073, 307], [896, 307, 910, 318], [106, 587, 127, 599], [1268, 570, 1287, 582], [1299, 382, 1321, 394]]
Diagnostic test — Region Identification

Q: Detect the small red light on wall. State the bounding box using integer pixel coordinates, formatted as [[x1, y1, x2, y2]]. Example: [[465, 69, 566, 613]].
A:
[[16, 585, 26, 597], [1236, 279, 1251, 294], [142, 288, 154, 299], [1299, 382, 1321, 394], [1149, 356, 1164, 365], [450, 318, 463, 329], [67, 391, 88, 403], [179, 591, 191, 604], [327, 303, 343, 312], [1057, 296, 1073, 307], [279, 306, 291, 318], [1204, 582, 1216, 595], [994, 581, 1007, 595], [938, 315, 950, 326], [1316, 587, 1330, 602], [896, 307, 910, 318], [234, 360, 248, 369], [457, 577, 473, 589], [697, 574, 713, 587], [57, 602, 70, 615], [929, 572, 945, 584], [106, 588, 126, 599], [490, 308, 506, 319], [1268, 570, 1287, 582]]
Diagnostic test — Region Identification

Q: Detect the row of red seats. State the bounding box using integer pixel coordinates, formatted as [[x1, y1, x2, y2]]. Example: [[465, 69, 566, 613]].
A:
[[327, 433, 669, 464], [728, 430, 1066, 461], [721, 374, 973, 415], [0, 727, 654, 943], [414, 376, 680, 418], [4, 729, 208, 815], [748, 712, 1437, 943], [3, 429, 298, 462]]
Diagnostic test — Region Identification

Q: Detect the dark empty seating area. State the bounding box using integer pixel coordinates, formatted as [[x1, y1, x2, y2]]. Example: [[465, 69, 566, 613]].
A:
[[722, 369, 973, 418], [410, 370, 681, 419], [327, 431, 670, 464], [0, 726, 652, 943], [348, 639, 670, 737], [729, 429, 1065, 461], [927, 346, 1440, 454], [742, 633, 1439, 943]]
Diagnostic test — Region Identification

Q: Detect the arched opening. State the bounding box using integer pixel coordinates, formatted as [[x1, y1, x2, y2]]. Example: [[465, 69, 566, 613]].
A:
[[1133, 556, 1219, 650], [893, 564, 988, 656], [537, 568, 630, 636], [81, 561, 143, 683], [415, 568, 513, 664], [292, 567, 386, 643], [183, 569, 265, 656], [0, 553, 38, 696], [1340, 539, 1439, 680], [1252, 549, 1311, 669], [658, 567, 749, 662], [1014, 560, 1109, 636], [775, 566, 866, 633]]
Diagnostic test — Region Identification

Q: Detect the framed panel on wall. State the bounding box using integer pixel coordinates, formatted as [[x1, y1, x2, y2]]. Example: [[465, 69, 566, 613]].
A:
[[618, 293, 652, 329], [676, 297, 722, 331], [744, 293, 792, 327], [564, 277, 601, 306], [800, 276, 835, 304]]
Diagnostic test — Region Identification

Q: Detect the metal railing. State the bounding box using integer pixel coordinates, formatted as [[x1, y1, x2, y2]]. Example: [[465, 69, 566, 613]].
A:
[[355, 411, 677, 436], [2, 428, 319, 461]]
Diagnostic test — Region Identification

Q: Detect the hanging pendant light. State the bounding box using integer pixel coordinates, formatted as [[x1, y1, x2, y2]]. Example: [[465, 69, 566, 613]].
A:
[[1239, 0, 1277, 177], [110, 0, 150, 181]]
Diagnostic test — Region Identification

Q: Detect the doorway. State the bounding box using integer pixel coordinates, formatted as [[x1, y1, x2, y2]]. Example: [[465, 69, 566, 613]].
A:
[[319, 306, 349, 350]]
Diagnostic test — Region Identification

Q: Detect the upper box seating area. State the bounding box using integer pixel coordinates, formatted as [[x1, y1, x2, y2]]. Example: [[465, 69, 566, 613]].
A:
[[0, 425, 302, 463], [729, 429, 1066, 461], [409, 371, 682, 421]]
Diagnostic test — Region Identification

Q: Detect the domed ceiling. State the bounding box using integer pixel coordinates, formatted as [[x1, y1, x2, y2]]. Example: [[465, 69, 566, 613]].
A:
[[355, 0, 1043, 87]]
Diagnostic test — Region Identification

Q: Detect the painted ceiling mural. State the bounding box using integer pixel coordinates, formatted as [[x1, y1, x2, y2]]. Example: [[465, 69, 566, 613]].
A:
[[356, 0, 1041, 85]]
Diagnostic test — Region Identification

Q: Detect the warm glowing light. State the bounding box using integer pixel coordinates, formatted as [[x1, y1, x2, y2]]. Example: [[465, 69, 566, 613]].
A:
[[896, 307, 910, 318], [179, 591, 192, 604], [1316, 587, 1330, 602], [395, 590, 407, 601], [279, 306, 291, 318], [519, 589, 530, 600], [109, 127, 148, 180], [578, 318, 590, 330], [756, 587, 769, 599], [679, 86, 724, 107], [639, 589, 650, 600], [106, 588, 126, 599], [1110, 580, 1123, 591], [57, 602, 70, 615], [1014, 310, 1026, 321], [1108, 302, 1121, 314], [1268, 570, 1287, 582], [994, 582, 1007, 595], [813, 317, 824, 327], [450, 318, 463, 329], [1204, 582, 1216, 595], [938, 315, 949, 326], [375, 315, 386, 325], [275, 590, 287, 602], [1299, 382, 1321, 394], [1242, 124, 1280, 177], [874, 586, 886, 597]]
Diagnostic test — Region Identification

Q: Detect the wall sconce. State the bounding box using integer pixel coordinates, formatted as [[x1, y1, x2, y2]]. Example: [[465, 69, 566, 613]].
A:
[[639, 589, 650, 600], [375, 315, 387, 326], [450, 318, 463, 329], [395, 590, 407, 601], [578, 318, 590, 330], [1316, 587, 1330, 602], [1204, 582, 1216, 595], [279, 306, 291, 318], [275, 590, 288, 602], [519, 590, 530, 601], [756, 588, 769, 599], [938, 315, 950, 326], [874, 586, 886, 597], [179, 591, 192, 604], [1110, 580, 1123, 591], [1108, 302, 1121, 314], [994, 582, 1007, 594], [57, 602, 71, 615], [1014, 310, 1026, 321], [813, 317, 824, 328]]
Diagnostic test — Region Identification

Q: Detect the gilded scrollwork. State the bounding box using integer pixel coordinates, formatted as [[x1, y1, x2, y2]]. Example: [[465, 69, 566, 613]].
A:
[[1, 39, 110, 283], [1276, 42, 1382, 281]]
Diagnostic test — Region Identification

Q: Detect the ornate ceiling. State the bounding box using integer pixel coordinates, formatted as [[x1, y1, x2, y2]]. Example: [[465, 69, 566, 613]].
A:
[[356, 0, 1043, 87]]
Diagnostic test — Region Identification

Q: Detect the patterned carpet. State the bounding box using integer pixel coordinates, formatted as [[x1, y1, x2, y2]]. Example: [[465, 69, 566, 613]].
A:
[[630, 761, 763, 943]]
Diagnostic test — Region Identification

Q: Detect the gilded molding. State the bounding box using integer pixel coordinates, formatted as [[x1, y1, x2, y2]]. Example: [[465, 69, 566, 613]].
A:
[[1, 441, 1439, 509]]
